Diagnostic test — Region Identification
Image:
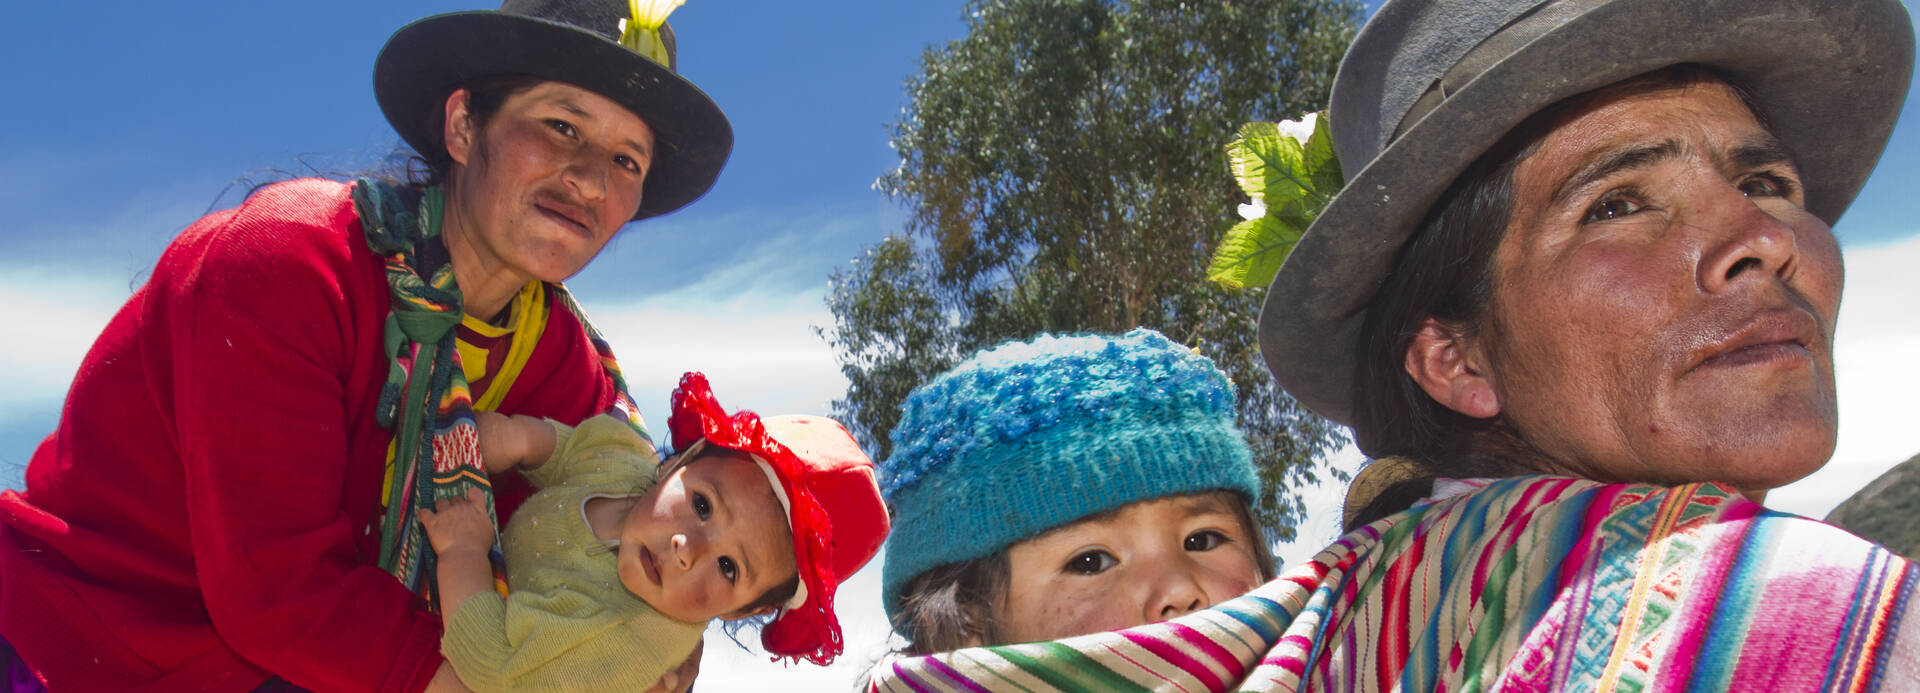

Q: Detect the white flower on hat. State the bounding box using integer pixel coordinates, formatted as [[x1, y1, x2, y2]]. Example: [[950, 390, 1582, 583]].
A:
[[618, 0, 686, 66], [1275, 112, 1318, 146]]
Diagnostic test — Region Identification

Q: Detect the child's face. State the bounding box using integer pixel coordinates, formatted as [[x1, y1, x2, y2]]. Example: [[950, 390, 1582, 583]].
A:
[[993, 491, 1263, 644], [616, 451, 797, 623]]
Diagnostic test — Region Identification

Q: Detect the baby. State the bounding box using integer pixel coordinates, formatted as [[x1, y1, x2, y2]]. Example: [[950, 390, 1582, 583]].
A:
[[877, 329, 1276, 653], [419, 372, 889, 692]]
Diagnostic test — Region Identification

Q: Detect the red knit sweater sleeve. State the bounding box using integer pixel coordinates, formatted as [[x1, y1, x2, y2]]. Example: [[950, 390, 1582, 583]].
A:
[[150, 180, 441, 693]]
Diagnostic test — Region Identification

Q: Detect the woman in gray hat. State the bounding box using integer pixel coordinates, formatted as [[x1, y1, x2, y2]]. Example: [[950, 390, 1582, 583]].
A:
[[0, 1, 724, 692], [865, 0, 1919, 690]]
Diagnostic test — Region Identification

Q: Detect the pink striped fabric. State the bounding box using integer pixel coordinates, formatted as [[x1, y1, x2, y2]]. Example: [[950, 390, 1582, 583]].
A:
[[867, 476, 1920, 692]]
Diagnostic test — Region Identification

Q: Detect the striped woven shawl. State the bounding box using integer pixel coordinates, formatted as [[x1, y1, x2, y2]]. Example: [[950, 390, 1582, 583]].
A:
[[868, 475, 1920, 692]]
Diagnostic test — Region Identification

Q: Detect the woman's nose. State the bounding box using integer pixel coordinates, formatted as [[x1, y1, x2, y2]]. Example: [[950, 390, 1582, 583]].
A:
[[563, 153, 610, 204]]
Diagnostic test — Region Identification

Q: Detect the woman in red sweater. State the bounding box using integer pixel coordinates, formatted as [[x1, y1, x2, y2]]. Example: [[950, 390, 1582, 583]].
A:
[[0, 1, 729, 691]]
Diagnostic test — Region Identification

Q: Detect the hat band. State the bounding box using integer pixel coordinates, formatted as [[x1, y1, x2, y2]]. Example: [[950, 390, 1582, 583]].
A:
[[748, 454, 807, 610], [1391, 0, 1610, 141]]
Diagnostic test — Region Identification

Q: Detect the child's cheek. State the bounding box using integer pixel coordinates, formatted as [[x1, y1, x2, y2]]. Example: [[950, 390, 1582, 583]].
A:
[[1035, 581, 1136, 639], [1202, 548, 1266, 604]]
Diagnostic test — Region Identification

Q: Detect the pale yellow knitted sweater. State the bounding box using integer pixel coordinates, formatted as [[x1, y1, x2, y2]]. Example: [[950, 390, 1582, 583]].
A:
[[442, 415, 704, 693]]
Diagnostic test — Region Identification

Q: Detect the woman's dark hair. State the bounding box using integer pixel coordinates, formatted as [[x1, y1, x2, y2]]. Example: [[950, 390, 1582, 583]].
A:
[[399, 73, 548, 189], [1345, 64, 1774, 529], [233, 75, 547, 205], [889, 491, 1279, 655]]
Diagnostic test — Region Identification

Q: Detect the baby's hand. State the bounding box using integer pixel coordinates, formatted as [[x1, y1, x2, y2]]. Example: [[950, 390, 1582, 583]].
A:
[[475, 412, 558, 474], [416, 488, 496, 557]]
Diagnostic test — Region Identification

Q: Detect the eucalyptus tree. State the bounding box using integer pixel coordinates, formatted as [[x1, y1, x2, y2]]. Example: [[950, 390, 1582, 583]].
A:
[[821, 0, 1363, 537]]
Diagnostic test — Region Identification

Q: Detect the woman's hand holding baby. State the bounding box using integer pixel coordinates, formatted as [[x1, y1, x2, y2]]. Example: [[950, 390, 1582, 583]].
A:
[[417, 488, 500, 619]]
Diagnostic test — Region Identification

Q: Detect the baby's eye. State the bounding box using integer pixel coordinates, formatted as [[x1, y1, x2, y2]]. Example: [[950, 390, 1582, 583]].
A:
[[718, 556, 738, 583], [1184, 530, 1230, 552], [1065, 550, 1117, 576], [691, 492, 711, 521], [1583, 196, 1641, 223]]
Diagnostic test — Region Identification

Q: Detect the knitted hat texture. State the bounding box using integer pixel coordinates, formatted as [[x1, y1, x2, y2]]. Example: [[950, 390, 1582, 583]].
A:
[[878, 328, 1258, 624]]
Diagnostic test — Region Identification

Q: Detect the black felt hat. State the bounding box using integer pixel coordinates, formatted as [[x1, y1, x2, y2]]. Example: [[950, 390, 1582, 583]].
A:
[[1259, 0, 1915, 426], [374, 0, 732, 220]]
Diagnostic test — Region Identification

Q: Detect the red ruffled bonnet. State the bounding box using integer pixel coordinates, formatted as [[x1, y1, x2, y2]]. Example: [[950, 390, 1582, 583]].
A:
[[665, 372, 889, 664]]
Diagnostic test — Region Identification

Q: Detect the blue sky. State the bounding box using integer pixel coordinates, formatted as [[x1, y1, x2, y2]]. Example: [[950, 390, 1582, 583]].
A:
[[2, 1, 1916, 688]]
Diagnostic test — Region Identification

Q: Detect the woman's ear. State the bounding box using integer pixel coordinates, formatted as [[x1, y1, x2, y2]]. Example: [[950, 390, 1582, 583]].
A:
[[1404, 317, 1501, 419], [442, 88, 477, 166]]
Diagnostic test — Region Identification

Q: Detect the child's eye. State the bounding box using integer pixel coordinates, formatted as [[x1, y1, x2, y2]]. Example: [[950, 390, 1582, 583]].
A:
[[718, 556, 738, 583], [1065, 550, 1117, 576], [1184, 530, 1230, 552], [613, 153, 642, 174], [546, 118, 577, 138], [691, 492, 711, 521]]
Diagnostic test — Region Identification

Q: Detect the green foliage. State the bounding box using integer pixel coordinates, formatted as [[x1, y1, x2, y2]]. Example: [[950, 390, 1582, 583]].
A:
[[1209, 114, 1342, 289], [1207, 216, 1301, 290], [822, 0, 1362, 539]]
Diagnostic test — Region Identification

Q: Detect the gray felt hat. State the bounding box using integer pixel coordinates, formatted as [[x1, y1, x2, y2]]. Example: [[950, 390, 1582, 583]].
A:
[[1259, 0, 1914, 426], [374, 0, 731, 221]]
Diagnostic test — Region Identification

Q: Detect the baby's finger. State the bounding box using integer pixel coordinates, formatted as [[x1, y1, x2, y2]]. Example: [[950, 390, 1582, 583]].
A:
[[434, 492, 472, 512]]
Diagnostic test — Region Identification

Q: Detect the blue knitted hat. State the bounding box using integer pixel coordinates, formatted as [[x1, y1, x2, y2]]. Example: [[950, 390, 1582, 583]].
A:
[[878, 328, 1259, 624]]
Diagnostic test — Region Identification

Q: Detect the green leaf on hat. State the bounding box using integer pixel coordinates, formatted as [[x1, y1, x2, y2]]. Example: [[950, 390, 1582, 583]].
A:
[[1302, 112, 1344, 195], [1210, 112, 1342, 290], [1207, 215, 1303, 289]]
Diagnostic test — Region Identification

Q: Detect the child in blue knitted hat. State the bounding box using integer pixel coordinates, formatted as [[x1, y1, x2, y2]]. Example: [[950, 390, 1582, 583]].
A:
[[878, 328, 1276, 653]]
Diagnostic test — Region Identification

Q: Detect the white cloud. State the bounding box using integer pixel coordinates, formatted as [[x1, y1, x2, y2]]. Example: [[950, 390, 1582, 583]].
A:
[[583, 277, 848, 431], [0, 268, 130, 413]]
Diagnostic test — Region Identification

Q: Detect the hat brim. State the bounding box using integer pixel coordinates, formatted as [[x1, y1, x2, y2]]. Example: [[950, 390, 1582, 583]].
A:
[[1260, 0, 1914, 426], [374, 12, 732, 221]]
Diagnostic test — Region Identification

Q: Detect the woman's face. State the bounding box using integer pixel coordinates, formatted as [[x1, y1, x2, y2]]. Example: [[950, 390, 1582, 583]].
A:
[[1453, 81, 1842, 495], [442, 80, 655, 283], [991, 492, 1264, 644]]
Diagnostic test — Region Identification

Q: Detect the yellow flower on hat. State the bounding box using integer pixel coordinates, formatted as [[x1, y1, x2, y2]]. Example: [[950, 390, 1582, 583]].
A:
[[618, 0, 685, 67]]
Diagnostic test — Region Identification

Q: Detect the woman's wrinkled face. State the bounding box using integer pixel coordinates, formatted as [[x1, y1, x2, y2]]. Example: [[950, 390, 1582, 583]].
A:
[[443, 80, 655, 283], [1467, 81, 1842, 495], [991, 492, 1264, 644]]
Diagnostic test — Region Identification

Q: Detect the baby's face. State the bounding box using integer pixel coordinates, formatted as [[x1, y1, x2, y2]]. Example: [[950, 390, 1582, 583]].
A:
[[616, 451, 797, 623], [993, 491, 1264, 643]]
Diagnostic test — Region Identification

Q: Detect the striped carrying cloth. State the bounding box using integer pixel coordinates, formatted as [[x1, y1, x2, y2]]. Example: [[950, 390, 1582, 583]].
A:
[[867, 476, 1920, 692]]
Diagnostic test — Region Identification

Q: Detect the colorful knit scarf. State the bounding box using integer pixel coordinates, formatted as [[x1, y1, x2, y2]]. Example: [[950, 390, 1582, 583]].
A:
[[352, 178, 649, 611]]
